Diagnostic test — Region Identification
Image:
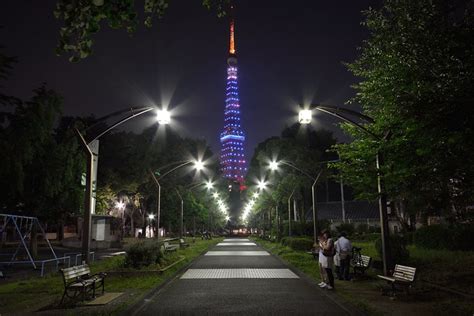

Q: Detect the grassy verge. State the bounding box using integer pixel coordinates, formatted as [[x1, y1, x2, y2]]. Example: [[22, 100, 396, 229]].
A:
[[0, 237, 221, 315], [252, 237, 474, 316]]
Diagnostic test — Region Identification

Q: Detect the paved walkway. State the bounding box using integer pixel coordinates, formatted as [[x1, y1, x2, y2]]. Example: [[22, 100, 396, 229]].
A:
[[133, 238, 357, 315]]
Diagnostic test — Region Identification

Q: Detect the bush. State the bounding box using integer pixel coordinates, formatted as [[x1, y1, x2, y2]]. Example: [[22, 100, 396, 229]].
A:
[[125, 240, 162, 268], [375, 234, 409, 264], [414, 224, 474, 251], [280, 237, 314, 251], [353, 233, 380, 242], [356, 223, 369, 235], [335, 223, 355, 237]]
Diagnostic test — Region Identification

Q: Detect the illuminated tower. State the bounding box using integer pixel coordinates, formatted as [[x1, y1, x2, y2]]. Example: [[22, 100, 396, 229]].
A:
[[220, 9, 247, 184]]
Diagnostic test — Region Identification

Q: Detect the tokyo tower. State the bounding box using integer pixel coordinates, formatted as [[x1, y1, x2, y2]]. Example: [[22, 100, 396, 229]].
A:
[[220, 7, 247, 184]]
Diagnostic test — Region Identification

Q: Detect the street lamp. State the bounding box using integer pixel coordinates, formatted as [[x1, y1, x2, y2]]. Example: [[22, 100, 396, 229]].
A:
[[267, 159, 324, 244], [298, 104, 391, 276], [76, 106, 169, 263], [257, 179, 267, 191], [149, 159, 205, 241], [156, 109, 171, 124]]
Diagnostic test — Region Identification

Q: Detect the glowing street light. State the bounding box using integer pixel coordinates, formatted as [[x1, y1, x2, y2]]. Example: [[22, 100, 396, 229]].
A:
[[298, 109, 312, 124], [156, 109, 171, 124], [213, 192, 219, 199], [269, 160, 279, 171], [115, 201, 125, 211], [257, 180, 267, 190], [205, 180, 214, 190], [253, 192, 259, 198], [194, 160, 205, 171], [148, 214, 155, 220]]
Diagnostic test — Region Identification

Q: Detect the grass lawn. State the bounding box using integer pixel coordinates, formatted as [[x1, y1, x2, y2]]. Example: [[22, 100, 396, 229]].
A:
[[0, 237, 221, 315], [253, 237, 474, 316]]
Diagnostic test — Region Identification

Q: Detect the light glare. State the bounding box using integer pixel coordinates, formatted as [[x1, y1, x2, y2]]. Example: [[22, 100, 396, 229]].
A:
[[298, 109, 312, 124]]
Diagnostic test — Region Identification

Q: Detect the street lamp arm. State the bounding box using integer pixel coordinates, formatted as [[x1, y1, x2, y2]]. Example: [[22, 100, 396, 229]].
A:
[[85, 106, 153, 133], [311, 105, 379, 139], [159, 161, 193, 180], [279, 160, 316, 182], [88, 107, 155, 143]]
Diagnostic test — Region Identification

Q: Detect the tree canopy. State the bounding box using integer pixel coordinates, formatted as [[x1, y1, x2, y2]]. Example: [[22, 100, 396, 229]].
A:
[[333, 0, 474, 222]]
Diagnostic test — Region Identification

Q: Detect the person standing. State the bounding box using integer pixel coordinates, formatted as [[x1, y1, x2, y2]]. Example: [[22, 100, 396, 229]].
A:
[[316, 233, 328, 288], [336, 231, 352, 281], [320, 229, 335, 290]]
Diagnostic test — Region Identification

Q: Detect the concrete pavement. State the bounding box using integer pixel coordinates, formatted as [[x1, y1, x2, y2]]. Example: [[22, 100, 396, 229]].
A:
[[132, 238, 358, 315]]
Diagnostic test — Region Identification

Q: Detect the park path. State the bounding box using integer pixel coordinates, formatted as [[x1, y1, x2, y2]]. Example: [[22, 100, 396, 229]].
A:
[[133, 238, 357, 315]]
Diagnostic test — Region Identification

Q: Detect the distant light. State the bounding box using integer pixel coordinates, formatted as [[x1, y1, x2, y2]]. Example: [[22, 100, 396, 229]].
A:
[[148, 214, 155, 220], [194, 160, 205, 171], [156, 109, 171, 124], [115, 201, 125, 210], [213, 192, 219, 199], [253, 192, 259, 198], [225, 216, 230, 221], [298, 109, 312, 124], [269, 160, 279, 171], [205, 180, 214, 190], [257, 180, 267, 190]]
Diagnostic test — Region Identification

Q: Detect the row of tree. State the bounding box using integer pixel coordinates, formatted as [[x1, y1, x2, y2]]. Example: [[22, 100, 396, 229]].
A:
[[244, 0, 474, 233], [0, 50, 226, 238]]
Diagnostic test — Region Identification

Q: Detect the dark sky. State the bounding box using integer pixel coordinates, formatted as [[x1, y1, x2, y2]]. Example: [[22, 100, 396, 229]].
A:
[[1, 0, 380, 162]]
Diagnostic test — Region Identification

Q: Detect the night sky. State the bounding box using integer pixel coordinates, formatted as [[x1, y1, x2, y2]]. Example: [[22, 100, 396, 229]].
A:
[[1, 0, 381, 161]]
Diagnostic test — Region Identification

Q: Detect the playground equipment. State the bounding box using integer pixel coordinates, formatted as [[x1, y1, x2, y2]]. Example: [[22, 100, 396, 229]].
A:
[[0, 213, 71, 276]]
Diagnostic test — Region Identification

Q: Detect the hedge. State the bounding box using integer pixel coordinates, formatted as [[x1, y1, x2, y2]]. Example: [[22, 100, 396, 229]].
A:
[[125, 240, 163, 268], [414, 224, 474, 251], [281, 237, 314, 251]]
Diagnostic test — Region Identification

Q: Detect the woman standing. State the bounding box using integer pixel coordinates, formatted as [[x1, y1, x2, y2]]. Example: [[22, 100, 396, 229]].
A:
[[320, 229, 335, 290]]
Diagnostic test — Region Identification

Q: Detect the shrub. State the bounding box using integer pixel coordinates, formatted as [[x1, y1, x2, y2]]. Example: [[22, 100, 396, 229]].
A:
[[288, 237, 313, 251], [414, 224, 474, 251], [125, 240, 162, 268], [353, 233, 380, 242], [356, 223, 369, 235], [375, 234, 409, 264]]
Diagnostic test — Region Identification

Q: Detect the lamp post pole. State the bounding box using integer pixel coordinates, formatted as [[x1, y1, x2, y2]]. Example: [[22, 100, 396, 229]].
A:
[[149, 171, 161, 241], [75, 106, 163, 263], [149, 160, 202, 242], [300, 104, 391, 275], [287, 189, 294, 236], [175, 189, 184, 239]]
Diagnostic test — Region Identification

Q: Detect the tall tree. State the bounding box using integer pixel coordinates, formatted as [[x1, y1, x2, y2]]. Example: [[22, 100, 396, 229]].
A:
[[334, 0, 474, 223]]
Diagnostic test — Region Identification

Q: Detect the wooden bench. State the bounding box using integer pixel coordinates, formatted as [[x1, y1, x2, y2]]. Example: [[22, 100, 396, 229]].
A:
[[179, 238, 189, 248], [163, 241, 179, 253], [60, 264, 106, 304], [351, 255, 372, 275], [378, 264, 417, 296]]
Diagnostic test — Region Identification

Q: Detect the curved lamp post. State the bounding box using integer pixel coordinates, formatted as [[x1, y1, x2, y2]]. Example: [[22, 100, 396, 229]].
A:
[[268, 160, 326, 244], [299, 104, 391, 276], [149, 160, 204, 241], [76, 106, 169, 263]]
